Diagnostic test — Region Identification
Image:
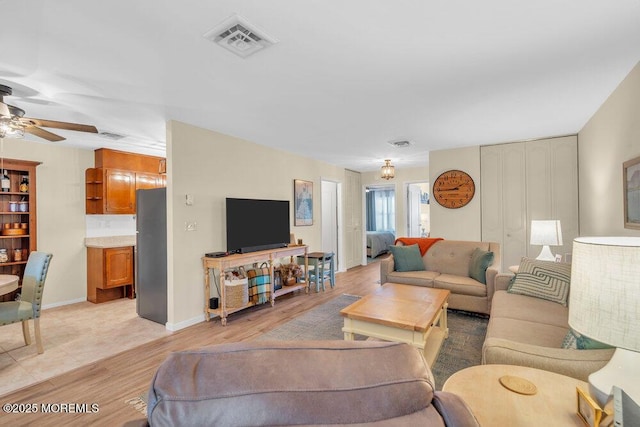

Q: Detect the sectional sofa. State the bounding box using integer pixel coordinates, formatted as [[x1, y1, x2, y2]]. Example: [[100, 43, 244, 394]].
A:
[[482, 271, 614, 381]]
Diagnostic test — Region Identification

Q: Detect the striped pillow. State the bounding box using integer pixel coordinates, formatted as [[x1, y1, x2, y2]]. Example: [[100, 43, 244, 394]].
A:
[[508, 258, 571, 306]]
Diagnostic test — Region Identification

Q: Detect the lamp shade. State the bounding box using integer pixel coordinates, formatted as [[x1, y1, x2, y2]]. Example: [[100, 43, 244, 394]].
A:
[[530, 220, 563, 246], [569, 237, 640, 351]]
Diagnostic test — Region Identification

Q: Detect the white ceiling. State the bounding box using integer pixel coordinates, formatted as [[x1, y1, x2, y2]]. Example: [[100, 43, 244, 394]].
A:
[[1, 0, 639, 172]]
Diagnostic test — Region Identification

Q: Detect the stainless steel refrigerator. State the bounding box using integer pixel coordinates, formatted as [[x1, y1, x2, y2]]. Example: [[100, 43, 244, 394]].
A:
[[136, 187, 167, 324]]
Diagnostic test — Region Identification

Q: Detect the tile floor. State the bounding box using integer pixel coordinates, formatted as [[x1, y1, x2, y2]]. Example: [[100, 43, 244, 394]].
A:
[[0, 298, 171, 397]]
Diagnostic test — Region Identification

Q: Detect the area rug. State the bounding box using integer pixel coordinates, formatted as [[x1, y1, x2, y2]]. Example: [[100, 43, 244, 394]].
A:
[[257, 293, 488, 390]]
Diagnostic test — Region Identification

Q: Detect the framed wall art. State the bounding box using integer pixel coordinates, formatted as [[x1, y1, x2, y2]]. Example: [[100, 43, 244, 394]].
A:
[[623, 155, 640, 230], [294, 179, 313, 226]]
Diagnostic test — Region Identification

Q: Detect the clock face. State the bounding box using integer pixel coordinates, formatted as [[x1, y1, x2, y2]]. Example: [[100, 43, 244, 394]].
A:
[[433, 170, 475, 209]]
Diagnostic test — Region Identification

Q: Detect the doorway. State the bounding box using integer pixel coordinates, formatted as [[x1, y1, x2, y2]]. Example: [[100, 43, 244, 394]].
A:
[[365, 185, 396, 262], [406, 182, 430, 237]]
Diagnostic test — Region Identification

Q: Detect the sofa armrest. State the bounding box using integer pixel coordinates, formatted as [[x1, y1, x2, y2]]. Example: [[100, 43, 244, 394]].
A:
[[484, 266, 499, 306], [494, 273, 514, 292], [482, 337, 614, 382], [380, 255, 394, 285], [432, 391, 480, 427]]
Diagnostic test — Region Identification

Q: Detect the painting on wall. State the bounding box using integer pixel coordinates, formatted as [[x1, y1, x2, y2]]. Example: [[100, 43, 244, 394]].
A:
[[294, 179, 313, 226], [624, 155, 640, 230]]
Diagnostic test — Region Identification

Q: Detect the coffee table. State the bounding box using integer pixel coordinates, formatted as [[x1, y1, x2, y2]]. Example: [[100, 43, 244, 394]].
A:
[[340, 283, 449, 366], [443, 364, 589, 426]]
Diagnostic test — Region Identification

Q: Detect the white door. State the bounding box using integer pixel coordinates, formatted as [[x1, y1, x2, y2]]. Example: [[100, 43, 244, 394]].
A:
[[321, 180, 339, 268], [407, 184, 422, 237], [344, 170, 362, 269]]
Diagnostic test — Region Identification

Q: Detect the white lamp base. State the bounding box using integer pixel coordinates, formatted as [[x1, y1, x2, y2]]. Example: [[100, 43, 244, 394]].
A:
[[535, 245, 555, 261], [588, 348, 640, 408]]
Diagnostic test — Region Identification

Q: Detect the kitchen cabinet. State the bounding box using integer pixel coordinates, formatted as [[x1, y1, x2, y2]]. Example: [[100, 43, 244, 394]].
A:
[[87, 246, 134, 303], [86, 169, 165, 214], [85, 148, 166, 214], [0, 158, 40, 302]]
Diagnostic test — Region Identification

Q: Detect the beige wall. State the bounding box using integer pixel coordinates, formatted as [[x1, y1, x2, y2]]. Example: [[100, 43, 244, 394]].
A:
[[429, 146, 482, 240], [578, 61, 640, 237], [166, 121, 345, 329], [1, 138, 93, 306]]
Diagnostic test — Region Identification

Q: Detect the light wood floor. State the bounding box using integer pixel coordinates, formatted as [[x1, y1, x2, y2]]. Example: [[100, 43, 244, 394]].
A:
[[0, 261, 382, 426]]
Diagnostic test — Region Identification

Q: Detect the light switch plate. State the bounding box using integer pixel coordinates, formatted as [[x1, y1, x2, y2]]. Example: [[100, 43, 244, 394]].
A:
[[186, 194, 194, 206]]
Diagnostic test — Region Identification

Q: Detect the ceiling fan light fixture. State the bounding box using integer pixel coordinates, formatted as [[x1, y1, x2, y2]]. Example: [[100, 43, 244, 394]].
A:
[[0, 117, 24, 139], [381, 159, 395, 180]]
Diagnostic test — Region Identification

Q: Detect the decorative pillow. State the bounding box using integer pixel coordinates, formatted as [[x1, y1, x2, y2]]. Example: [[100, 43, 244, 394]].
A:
[[561, 329, 613, 350], [507, 257, 571, 306], [389, 244, 426, 272], [468, 248, 494, 284]]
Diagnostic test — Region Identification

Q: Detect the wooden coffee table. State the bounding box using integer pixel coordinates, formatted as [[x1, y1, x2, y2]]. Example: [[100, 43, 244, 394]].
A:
[[340, 283, 449, 366], [443, 364, 589, 426]]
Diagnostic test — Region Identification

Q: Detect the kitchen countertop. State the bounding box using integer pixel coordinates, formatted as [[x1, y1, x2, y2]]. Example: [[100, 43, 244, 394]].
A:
[[85, 235, 136, 248]]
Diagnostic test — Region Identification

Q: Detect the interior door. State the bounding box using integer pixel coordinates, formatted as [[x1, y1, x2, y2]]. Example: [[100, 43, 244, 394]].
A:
[[321, 180, 339, 268], [407, 184, 422, 237]]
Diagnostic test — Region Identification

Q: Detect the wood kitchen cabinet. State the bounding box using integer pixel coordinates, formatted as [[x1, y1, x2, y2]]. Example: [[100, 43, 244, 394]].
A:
[[85, 148, 166, 214], [87, 246, 134, 303]]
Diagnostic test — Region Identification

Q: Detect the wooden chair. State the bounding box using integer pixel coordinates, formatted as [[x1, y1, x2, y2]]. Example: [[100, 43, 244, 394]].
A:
[[0, 252, 53, 354], [298, 252, 335, 292]]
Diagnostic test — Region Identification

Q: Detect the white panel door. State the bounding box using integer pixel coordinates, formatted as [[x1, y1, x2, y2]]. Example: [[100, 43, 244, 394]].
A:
[[344, 170, 362, 269], [321, 180, 339, 265], [407, 184, 422, 237]]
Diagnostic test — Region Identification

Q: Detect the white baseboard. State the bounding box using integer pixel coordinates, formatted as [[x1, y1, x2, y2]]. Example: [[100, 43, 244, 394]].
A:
[[42, 297, 86, 310], [165, 314, 205, 331]]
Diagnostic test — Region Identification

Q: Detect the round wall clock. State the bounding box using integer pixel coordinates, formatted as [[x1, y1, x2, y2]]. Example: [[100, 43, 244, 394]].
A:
[[433, 170, 475, 209]]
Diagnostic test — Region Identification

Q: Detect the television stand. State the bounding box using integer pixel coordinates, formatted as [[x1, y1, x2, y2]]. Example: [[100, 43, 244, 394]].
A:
[[202, 245, 308, 325]]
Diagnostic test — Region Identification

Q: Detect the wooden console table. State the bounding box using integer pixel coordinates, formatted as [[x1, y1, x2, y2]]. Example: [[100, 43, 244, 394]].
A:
[[202, 245, 308, 325]]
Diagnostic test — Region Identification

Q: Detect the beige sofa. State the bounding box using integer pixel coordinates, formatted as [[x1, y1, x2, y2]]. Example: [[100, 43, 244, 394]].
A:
[[380, 240, 501, 315], [482, 273, 614, 381], [145, 341, 479, 426]]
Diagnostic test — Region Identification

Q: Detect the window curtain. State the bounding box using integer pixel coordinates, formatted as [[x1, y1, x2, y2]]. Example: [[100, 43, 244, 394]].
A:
[[366, 189, 395, 232]]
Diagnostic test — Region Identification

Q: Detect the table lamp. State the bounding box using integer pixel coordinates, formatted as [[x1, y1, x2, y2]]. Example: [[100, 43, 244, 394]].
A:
[[530, 220, 562, 261], [568, 236, 640, 408]]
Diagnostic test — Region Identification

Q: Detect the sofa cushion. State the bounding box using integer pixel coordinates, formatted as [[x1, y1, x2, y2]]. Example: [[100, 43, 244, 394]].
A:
[[491, 290, 569, 329], [508, 258, 571, 306], [486, 316, 568, 348], [390, 244, 426, 272], [425, 241, 493, 277], [468, 248, 494, 285], [386, 270, 440, 287], [434, 274, 487, 297]]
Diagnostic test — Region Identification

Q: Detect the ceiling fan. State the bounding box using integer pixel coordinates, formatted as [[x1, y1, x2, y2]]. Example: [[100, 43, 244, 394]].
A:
[[0, 84, 98, 141]]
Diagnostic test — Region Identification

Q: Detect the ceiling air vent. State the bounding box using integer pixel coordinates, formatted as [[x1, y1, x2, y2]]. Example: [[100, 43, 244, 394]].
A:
[[99, 131, 125, 140], [203, 14, 278, 58], [388, 140, 412, 148]]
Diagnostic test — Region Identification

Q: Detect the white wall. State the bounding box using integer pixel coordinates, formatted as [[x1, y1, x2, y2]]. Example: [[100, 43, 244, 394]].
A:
[[166, 121, 345, 329], [578, 61, 640, 237], [428, 146, 482, 240], [1, 138, 93, 306]]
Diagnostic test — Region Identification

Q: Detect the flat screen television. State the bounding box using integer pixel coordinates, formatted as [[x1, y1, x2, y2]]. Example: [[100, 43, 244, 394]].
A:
[[226, 198, 290, 254]]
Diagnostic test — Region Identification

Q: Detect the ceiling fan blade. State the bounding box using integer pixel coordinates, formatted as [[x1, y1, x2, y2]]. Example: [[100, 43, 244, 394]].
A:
[[24, 126, 65, 142], [21, 117, 98, 134]]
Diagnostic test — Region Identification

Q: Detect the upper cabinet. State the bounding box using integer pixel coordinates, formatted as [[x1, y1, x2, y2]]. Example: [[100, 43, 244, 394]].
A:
[[85, 149, 165, 215]]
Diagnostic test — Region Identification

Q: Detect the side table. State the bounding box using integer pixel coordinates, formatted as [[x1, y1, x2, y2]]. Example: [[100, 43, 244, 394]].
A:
[[443, 364, 588, 426]]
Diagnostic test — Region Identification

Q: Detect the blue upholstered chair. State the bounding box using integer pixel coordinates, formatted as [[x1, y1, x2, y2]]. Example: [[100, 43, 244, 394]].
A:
[[0, 252, 53, 354], [297, 252, 335, 292]]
